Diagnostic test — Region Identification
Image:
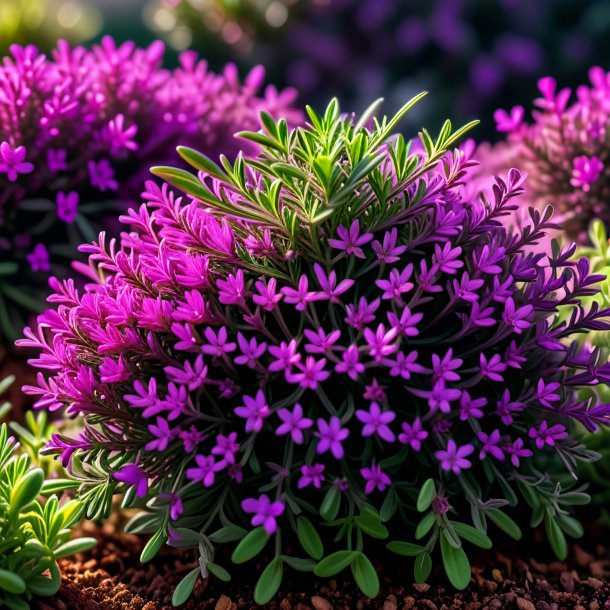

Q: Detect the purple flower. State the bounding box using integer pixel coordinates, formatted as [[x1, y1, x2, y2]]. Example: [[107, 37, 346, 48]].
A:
[[435, 441, 474, 475], [218, 270, 247, 306], [506, 438, 533, 468], [398, 417, 428, 451], [202, 327, 236, 357], [316, 416, 349, 459], [375, 264, 414, 303], [114, 464, 148, 497], [355, 402, 396, 442], [434, 242, 464, 275], [528, 421, 568, 449], [298, 463, 325, 489], [241, 494, 285, 534], [56, 191, 79, 224], [459, 391, 487, 420], [313, 264, 354, 301], [493, 105, 524, 132], [276, 403, 313, 444], [537, 379, 561, 408], [335, 344, 365, 380], [145, 417, 174, 452], [88, 159, 118, 191], [280, 275, 321, 311], [571, 155, 603, 192], [372, 228, 407, 263], [0, 142, 33, 181], [412, 379, 461, 415], [211, 432, 240, 464], [234, 390, 270, 433], [47, 148, 67, 172], [387, 306, 423, 337], [99, 356, 130, 383], [364, 323, 398, 362], [480, 352, 507, 382], [304, 327, 341, 354], [186, 454, 223, 487], [328, 219, 373, 258], [286, 356, 330, 390], [235, 333, 267, 368], [268, 340, 301, 372], [253, 278, 283, 311], [477, 429, 505, 460], [432, 349, 463, 382], [344, 297, 380, 330], [360, 464, 391, 494], [107, 114, 138, 154], [502, 298, 533, 334], [26, 244, 50, 272]]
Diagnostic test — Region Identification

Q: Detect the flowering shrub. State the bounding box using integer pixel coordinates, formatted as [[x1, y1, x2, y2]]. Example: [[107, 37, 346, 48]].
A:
[[480, 68, 610, 245], [19, 97, 610, 603], [0, 376, 96, 610], [0, 36, 300, 343]]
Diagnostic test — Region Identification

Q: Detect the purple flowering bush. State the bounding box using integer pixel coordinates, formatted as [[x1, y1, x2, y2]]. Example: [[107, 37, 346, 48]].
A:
[[19, 96, 610, 603], [0, 36, 300, 343], [478, 68, 610, 246]]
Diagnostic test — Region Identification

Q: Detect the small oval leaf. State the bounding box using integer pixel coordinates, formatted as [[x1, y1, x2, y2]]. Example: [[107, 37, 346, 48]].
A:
[[314, 551, 356, 577], [231, 528, 270, 564], [172, 567, 200, 606], [351, 553, 380, 599], [417, 479, 436, 512], [297, 516, 324, 560], [440, 532, 471, 590], [254, 557, 283, 605]]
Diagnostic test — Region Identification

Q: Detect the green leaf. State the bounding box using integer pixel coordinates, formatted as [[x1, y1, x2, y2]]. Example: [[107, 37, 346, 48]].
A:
[[417, 479, 436, 512], [440, 532, 471, 590], [351, 553, 379, 598], [314, 551, 357, 577], [282, 556, 317, 572], [319, 485, 341, 521], [380, 487, 398, 521], [54, 537, 97, 558], [555, 513, 584, 539], [0, 569, 26, 594], [415, 511, 435, 540], [296, 516, 324, 560], [451, 522, 492, 549], [254, 557, 283, 605], [208, 524, 248, 544], [207, 561, 231, 582], [4, 595, 30, 610], [414, 552, 432, 583], [355, 507, 389, 539], [544, 513, 567, 560], [10, 467, 44, 513], [387, 541, 426, 557], [172, 567, 200, 606], [486, 508, 522, 540], [140, 527, 167, 563], [177, 146, 227, 180], [28, 569, 61, 597], [40, 479, 80, 495], [231, 527, 270, 564]]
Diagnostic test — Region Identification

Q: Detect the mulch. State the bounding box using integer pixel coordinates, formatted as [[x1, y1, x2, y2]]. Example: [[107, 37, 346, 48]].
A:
[[33, 522, 610, 610]]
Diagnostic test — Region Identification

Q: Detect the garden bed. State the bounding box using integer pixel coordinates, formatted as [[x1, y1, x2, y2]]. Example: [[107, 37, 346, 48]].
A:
[[35, 523, 610, 610]]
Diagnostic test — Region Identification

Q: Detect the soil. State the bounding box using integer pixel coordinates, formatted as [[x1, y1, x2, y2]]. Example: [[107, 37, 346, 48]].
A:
[[34, 522, 610, 610]]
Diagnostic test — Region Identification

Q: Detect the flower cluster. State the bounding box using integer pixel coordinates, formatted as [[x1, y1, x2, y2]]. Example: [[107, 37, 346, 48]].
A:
[[478, 68, 610, 245], [19, 98, 610, 603], [0, 36, 300, 343]]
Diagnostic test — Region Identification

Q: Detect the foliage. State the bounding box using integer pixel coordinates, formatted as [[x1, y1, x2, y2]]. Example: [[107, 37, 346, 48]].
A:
[[19, 96, 610, 604], [0, 377, 95, 610]]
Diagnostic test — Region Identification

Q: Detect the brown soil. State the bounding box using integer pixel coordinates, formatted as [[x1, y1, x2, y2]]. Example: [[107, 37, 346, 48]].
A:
[[33, 522, 610, 610]]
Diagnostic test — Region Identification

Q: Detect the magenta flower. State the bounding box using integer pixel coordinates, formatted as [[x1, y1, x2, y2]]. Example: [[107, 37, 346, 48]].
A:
[[253, 278, 283, 311], [145, 417, 174, 452], [375, 264, 414, 303], [276, 403, 313, 444], [280, 275, 321, 311], [372, 228, 407, 263], [186, 454, 223, 487], [345, 296, 380, 330], [286, 356, 330, 390], [335, 344, 365, 380], [570, 155, 603, 192], [26, 243, 50, 272], [459, 391, 487, 420], [435, 441, 474, 475], [313, 264, 354, 301], [537, 379, 561, 408], [88, 159, 118, 191], [211, 432, 240, 465], [114, 464, 148, 497], [316, 416, 349, 459], [202, 327, 236, 357], [56, 191, 79, 224], [298, 463, 326, 489], [218, 270, 247, 306], [328, 220, 373, 258], [268, 340, 301, 372], [241, 494, 285, 534], [432, 349, 463, 382], [502, 298, 533, 334], [528, 421, 568, 449], [479, 352, 507, 382], [355, 402, 396, 442], [360, 464, 391, 494], [398, 417, 428, 451], [106, 114, 139, 154], [477, 430, 505, 461], [493, 105, 524, 132], [0, 142, 33, 181], [234, 390, 270, 433], [235, 333, 267, 368], [506, 438, 533, 468], [364, 323, 399, 362]]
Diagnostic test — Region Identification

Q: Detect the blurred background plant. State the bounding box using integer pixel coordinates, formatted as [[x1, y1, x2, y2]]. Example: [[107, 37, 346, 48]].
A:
[[0, 375, 95, 610], [0, 36, 300, 350], [0, 0, 102, 54], [143, 0, 610, 137]]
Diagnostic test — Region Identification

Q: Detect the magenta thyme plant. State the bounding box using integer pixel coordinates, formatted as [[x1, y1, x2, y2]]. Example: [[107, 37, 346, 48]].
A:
[[19, 97, 610, 604], [0, 36, 300, 342], [479, 68, 610, 245]]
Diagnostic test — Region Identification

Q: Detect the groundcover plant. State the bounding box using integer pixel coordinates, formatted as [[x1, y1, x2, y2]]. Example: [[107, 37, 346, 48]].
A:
[[0, 376, 96, 610], [480, 67, 610, 244], [19, 96, 610, 605], [0, 35, 300, 343]]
